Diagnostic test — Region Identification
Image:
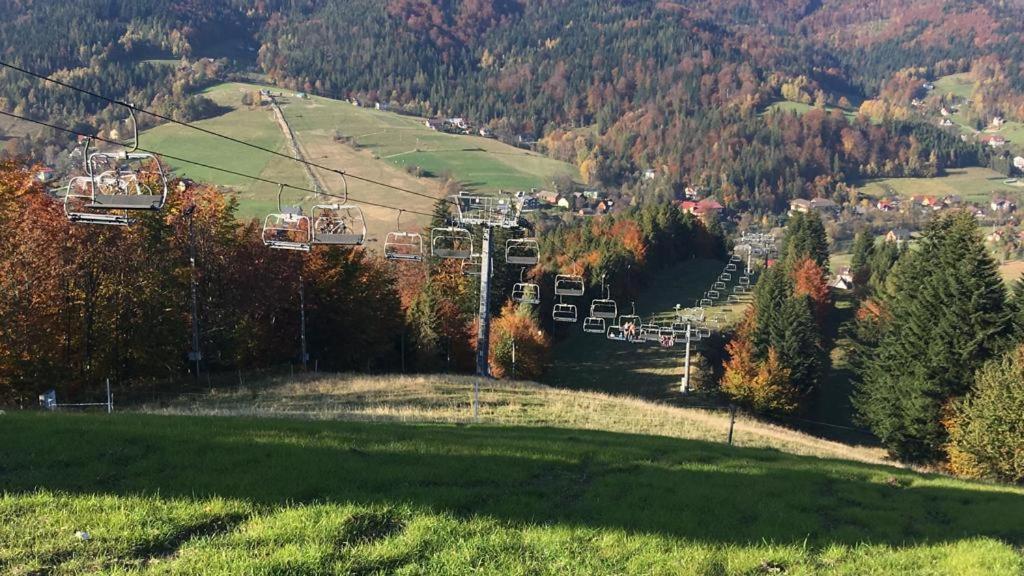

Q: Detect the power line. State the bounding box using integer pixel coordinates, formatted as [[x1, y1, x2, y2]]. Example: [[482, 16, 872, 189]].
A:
[[0, 109, 435, 217], [0, 60, 451, 206]]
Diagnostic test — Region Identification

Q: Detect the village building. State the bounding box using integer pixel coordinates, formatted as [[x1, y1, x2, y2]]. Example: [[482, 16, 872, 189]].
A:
[[885, 228, 912, 245]]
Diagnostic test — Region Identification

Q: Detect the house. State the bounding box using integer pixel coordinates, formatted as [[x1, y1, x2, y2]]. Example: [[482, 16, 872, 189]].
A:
[[940, 118, 954, 127], [684, 186, 700, 200], [374, 102, 389, 111], [35, 167, 55, 183], [809, 198, 837, 212], [991, 197, 1016, 212], [985, 229, 1006, 244], [447, 118, 469, 131], [478, 127, 493, 138], [535, 191, 561, 205], [992, 116, 1005, 129], [680, 198, 723, 220], [596, 201, 610, 214], [789, 198, 812, 214], [922, 82, 935, 91], [424, 118, 445, 131], [556, 197, 572, 210], [942, 195, 963, 207], [940, 107, 951, 117], [876, 198, 897, 212], [981, 134, 1007, 148], [582, 190, 603, 200], [643, 169, 656, 181], [885, 228, 911, 245], [829, 268, 854, 291]]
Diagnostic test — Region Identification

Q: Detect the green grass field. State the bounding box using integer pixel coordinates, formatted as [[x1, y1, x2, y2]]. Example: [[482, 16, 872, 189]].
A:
[[857, 167, 1022, 204], [763, 100, 858, 121], [141, 82, 575, 227], [931, 73, 1024, 155], [933, 74, 976, 101], [2, 410, 1022, 575], [544, 259, 751, 399]]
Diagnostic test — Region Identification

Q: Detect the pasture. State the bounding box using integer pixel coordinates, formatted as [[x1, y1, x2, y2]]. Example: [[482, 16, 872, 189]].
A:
[[856, 167, 1022, 204]]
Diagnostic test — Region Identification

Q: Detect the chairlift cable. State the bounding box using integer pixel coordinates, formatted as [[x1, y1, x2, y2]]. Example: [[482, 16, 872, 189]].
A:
[[0, 109, 434, 217], [0, 60, 456, 206]]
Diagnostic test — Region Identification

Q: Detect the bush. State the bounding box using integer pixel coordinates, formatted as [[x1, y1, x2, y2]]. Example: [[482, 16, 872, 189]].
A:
[[947, 346, 1024, 483]]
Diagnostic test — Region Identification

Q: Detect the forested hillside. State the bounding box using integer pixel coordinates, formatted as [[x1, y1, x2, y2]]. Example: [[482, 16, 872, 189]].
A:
[[3, 0, 1022, 214]]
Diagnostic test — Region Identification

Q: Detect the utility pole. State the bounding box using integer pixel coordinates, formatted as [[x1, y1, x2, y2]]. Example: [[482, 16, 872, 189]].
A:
[[299, 275, 308, 371], [185, 204, 201, 385]]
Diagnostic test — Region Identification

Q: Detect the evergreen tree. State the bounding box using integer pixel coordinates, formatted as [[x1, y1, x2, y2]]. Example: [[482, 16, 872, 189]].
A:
[[850, 230, 874, 290], [854, 212, 1010, 462], [784, 212, 829, 270], [772, 294, 822, 397]]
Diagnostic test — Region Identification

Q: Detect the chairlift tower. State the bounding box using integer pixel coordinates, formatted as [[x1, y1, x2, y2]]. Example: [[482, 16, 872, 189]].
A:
[[450, 193, 522, 380]]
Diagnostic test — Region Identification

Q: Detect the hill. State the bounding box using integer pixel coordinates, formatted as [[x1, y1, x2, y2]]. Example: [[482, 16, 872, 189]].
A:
[[2, 392, 1023, 574], [142, 82, 575, 230]]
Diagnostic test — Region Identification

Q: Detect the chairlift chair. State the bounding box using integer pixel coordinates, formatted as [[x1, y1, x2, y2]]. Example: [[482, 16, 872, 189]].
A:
[[583, 317, 606, 334], [554, 274, 585, 297], [712, 281, 726, 291], [312, 204, 365, 246], [739, 276, 751, 286], [720, 272, 732, 281], [708, 290, 720, 299], [506, 238, 540, 266], [728, 294, 740, 303], [590, 298, 618, 319], [63, 176, 130, 226], [699, 298, 713, 307], [658, 327, 677, 347], [263, 185, 312, 251], [463, 252, 483, 276], [730, 255, 742, 263], [553, 302, 578, 323], [642, 324, 662, 342], [606, 325, 627, 341], [512, 282, 540, 304], [431, 226, 474, 259], [725, 263, 737, 272], [701, 328, 711, 338], [672, 321, 689, 336]]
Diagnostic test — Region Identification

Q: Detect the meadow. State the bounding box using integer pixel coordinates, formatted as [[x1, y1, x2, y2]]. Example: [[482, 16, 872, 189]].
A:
[[141, 82, 575, 233], [856, 167, 1021, 204], [2, 408, 1022, 575]]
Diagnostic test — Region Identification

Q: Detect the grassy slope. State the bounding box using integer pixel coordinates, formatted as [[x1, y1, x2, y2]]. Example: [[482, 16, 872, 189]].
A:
[[856, 167, 1023, 204], [2, 409, 1023, 575], [764, 100, 857, 121], [932, 73, 1024, 155], [544, 259, 750, 400], [141, 82, 575, 227]]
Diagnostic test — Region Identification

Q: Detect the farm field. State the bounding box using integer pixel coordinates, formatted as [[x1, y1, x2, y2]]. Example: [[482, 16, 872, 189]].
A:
[[2, 410, 1023, 575], [543, 258, 751, 400], [141, 82, 575, 234], [856, 167, 1022, 204]]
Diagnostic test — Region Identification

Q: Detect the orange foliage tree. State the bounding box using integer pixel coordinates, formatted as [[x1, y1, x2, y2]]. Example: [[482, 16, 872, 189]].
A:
[[792, 257, 831, 326], [487, 300, 551, 380]]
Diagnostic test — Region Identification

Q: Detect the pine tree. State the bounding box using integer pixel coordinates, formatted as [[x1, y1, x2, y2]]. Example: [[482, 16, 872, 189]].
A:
[[850, 230, 874, 290], [854, 212, 1010, 462], [772, 294, 822, 397]]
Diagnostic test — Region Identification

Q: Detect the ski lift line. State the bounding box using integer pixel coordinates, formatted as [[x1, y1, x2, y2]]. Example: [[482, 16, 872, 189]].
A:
[[0, 60, 456, 207], [0, 110, 434, 218]]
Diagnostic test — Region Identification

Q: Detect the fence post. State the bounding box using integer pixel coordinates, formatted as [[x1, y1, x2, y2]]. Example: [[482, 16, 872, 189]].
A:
[[727, 405, 736, 445], [106, 378, 112, 414]]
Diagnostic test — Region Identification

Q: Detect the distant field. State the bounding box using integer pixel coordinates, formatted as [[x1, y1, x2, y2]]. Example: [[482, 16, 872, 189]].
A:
[[2, 410, 1022, 575], [933, 73, 976, 100], [857, 167, 1022, 204], [764, 100, 857, 121], [142, 82, 576, 232], [544, 258, 751, 400]]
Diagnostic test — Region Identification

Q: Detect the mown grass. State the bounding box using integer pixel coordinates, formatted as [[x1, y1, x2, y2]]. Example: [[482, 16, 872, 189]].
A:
[[857, 167, 1022, 204], [140, 373, 887, 463], [545, 258, 750, 399], [2, 411, 1023, 575]]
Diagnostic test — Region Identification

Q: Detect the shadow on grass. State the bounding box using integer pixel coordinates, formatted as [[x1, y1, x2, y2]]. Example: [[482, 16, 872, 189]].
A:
[[2, 413, 1022, 548]]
